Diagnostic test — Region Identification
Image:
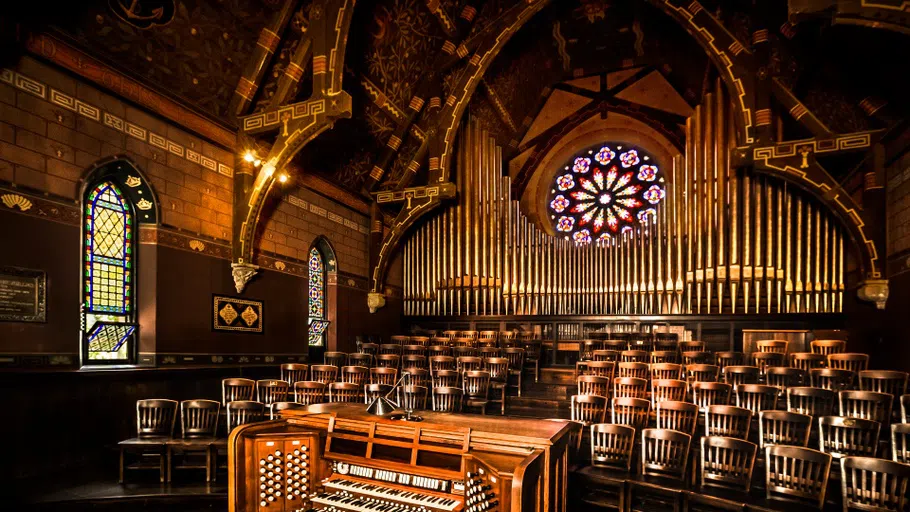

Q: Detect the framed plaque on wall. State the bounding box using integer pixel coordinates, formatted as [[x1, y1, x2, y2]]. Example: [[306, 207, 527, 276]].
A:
[[0, 267, 46, 322]]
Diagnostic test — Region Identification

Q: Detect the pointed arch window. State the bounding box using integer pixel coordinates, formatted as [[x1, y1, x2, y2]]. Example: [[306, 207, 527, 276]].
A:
[[308, 238, 335, 347], [82, 181, 137, 363]]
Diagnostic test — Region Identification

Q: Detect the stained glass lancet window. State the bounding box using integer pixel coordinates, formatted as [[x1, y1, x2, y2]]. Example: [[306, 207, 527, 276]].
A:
[[308, 247, 327, 346], [548, 143, 666, 243], [82, 181, 136, 363]]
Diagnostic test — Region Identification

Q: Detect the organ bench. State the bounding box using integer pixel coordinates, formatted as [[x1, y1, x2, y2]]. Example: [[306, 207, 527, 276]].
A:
[[229, 403, 575, 512]]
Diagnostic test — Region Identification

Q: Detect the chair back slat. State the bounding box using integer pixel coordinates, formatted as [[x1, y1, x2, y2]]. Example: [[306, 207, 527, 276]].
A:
[[294, 381, 327, 405], [341, 366, 370, 386], [787, 386, 837, 418], [705, 405, 752, 439], [613, 377, 648, 400], [692, 382, 732, 411], [180, 400, 219, 438], [611, 397, 650, 432], [700, 436, 757, 493], [841, 456, 910, 512], [328, 382, 361, 403], [577, 375, 610, 397], [222, 378, 255, 406], [818, 415, 880, 459], [839, 390, 893, 425], [432, 386, 463, 413], [590, 424, 635, 472], [810, 339, 846, 356], [280, 364, 308, 385], [370, 367, 398, 386], [891, 423, 910, 464], [656, 401, 698, 436], [571, 394, 607, 425], [641, 428, 691, 481], [226, 401, 264, 431], [310, 365, 339, 384], [759, 410, 812, 449], [735, 384, 779, 416], [765, 445, 832, 509], [256, 380, 290, 406]]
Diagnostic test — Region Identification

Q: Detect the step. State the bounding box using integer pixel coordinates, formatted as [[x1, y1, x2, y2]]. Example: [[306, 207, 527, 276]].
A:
[[540, 368, 577, 385]]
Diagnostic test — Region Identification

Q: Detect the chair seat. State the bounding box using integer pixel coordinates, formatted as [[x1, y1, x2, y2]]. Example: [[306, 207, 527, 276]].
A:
[[628, 474, 688, 493], [575, 465, 629, 485], [491, 382, 507, 390], [166, 438, 216, 448], [119, 436, 170, 447], [744, 498, 816, 512], [686, 486, 751, 509]]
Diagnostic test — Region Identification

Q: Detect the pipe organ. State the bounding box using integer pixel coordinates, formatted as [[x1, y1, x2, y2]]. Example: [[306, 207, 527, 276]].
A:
[[403, 90, 847, 317]]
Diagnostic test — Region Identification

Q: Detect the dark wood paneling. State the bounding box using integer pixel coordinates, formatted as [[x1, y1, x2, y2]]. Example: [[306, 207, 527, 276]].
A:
[[0, 209, 79, 354]]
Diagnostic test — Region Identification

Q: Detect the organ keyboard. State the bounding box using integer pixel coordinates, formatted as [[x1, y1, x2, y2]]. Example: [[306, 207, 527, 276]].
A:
[[229, 403, 575, 512]]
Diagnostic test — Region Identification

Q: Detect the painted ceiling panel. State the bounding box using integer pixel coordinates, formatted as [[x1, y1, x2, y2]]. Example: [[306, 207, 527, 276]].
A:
[[519, 89, 592, 147], [614, 70, 694, 117]]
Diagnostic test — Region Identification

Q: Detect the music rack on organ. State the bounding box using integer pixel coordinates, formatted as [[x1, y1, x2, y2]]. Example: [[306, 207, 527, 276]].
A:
[[229, 403, 574, 512]]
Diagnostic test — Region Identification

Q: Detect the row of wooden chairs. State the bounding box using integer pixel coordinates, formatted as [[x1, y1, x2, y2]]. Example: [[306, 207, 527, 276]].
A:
[[576, 427, 909, 511], [579, 348, 868, 372], [577, 338, 846, 359]]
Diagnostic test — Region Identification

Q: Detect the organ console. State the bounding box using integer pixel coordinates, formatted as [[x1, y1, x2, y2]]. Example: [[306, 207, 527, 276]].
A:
[[229, 403, 574, 512]]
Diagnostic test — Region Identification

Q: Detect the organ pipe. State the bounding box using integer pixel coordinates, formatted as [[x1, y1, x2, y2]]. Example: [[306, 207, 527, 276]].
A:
[[402, 101, 847, 316]]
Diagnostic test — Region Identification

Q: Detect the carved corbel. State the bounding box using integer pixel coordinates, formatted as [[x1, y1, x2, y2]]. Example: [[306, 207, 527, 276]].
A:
[[232, 263, 260, 293], [857, 279, 889, 310], [367, 292, 386, 314]]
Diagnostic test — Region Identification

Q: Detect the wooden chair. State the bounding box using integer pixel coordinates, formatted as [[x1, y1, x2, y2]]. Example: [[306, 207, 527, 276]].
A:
[[603, 339, 628, 352], [503, 347, 525, 396], [764, 445, 832, 509], [269, 401, 306, 419], [324, 351, 346, 369], [570, 394, 608, 425], [479, 346, 501, 359], [328, 382, 361, 403], [428, 344, 451, 357], [650, 350, 679, 364], [255, 379, 290, 406], [617, 361, 649, 380], [499, 331, 517, 347], [613, 377, 648, 400], [576, 339, 603, 376], [432, 386, 463, 412], [375, 354, 400, 369], [457, 355, 483, 374], [859, 370, 908, 406], [586, 360, 615, 379], [166, 399, 220, 482], [280, 364, 308, 385], [340, 365, 370, 387], [402, 354, 428, 370], [818, 415, 880, 459], [628, 428, 692, 512], [756, 339, 789, 354], [593, 349, 620, 362], [222, 378, 255, 406], [441, 330, 459, 341], [347, 352, 372, 368], [463, 370, 491, 415], [370, 367, 398, 386], [650, 363, 683, 381], [577, 375, 610, 397], [226, 400, 264, 431], [724, 366, 760, 389], [523, 340, 542, 382], [403, 367, 430, 388], [841, 456, 910, 511], [429, 355, 455, 376], [379, 344, 401, 356], [620, 350, 648, 363], [679, 341, 707, 353], [390, 335, 410, 345], [902, 394, 910, 423], [752, 352, 787, 378], [293, 381, 327, 405], [766, 367, 806, 394], [705, 405, 752, 439], [119, 399, 178, 483], [696, 436, 757, 496], [692, 382, 732, 412], [611, 397, 651, 432], [810, 368, 854, 391], [758, 410, 812, 449], [654, 335, 679, 352], [574, 424, 636, 511], [891, 423, 910, 464], [452, 337, 475, 349], [828, 353, 869, 375], [839, 390, 893, 427], [460, 330, 478, 341], [359, 342, 379, 358], [651, 379, 688, 409], [453, 344, 478, 360], [787, 386, 837, 418], [410, 336, 430, 347], [687, 364, 720, 383], [397, 385, 428, 411], [365, 384, 393, 404], [402, 346, 427, 359], [682, 351, 715, 366], [485, 357, 510, 415], [430, 337, 450, 347], [310, 364, 339, 384], [656, 401, 699, 437], [810, 339, 846, 356], [433, 369, 460, 388], [715, 351, 744, 371], [790, 352, 827, 372], [736, 384, 779, 417]]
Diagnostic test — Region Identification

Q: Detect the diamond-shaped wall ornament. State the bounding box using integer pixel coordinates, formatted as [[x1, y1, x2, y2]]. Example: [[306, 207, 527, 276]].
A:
[[241, 305, 259, 327], [219, 303, 238, 324]]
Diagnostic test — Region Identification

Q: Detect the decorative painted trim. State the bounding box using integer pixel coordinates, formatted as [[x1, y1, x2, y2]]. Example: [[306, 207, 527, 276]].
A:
[[25, 33, 236, 149], [0, 184, 80, 226], [0, 353, 79, 368], [151, 353, 307, 365], [1, 68, 234, 177]]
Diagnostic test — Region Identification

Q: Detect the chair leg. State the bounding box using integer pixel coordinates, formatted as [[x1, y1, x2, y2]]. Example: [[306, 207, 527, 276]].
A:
[[166, 447, 172, 483], [518, 373, 523, 397], [159, 449, 167, 483], [206, 447, 212, 483], [119, 447, 125, 484]]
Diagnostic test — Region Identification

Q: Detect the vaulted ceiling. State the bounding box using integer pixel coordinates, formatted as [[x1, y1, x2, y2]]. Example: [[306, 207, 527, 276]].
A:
[[4, 0, 907, 198]]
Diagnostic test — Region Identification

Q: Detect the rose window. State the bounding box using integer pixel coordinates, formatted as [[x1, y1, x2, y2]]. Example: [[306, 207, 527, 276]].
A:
[[548, 143, 666, 243]]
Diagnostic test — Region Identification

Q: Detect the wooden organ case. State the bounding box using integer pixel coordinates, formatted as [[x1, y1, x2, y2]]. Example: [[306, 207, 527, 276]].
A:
[[229, 404, 574, 512]]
